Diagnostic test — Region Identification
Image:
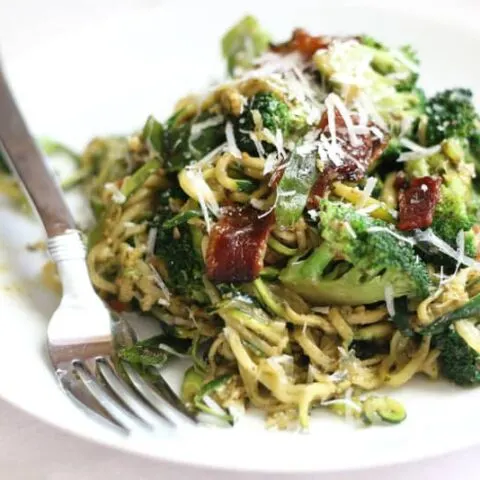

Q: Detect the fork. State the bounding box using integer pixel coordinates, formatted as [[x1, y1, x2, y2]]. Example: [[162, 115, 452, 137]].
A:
[[0, 68, 197, 433]]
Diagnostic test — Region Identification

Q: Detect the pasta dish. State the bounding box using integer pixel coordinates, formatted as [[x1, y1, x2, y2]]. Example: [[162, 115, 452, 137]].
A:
[[3, 16, 480, 428]]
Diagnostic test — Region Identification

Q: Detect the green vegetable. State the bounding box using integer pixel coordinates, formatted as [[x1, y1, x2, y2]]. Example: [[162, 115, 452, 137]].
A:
[[142, 115, 165, 155], [190, 335, 210, 373], [217, 296, 288, 357], [438, 320, 480, 386], [181, 366, 205, 403], [233, 92, 291, 156], [362, 396, 407, 424], [194, 374, 234, 425], [253, 277, 285, 317], [421, 88, 479, 146], [162, 209, 201, 229], [431, 178, 476, 258], [38, 139, 88, 190], [259, 266, 281, 280], [163, 111, 226, 172], [420, 293, 480, 335], [118, 334, 175, 370], [280, 200, 430, 305], [79, 136, 130, 212], [118, 334, 191, 369], [222, 15, 270, 75], [267, 236, 298, 256], [275, 149, 317, 228], [390, 296, 414, 337], [235, 178, 258, 193], [153, 209, 207, 303], [120, 158, 161, 198], [40, 138, 81, 165]]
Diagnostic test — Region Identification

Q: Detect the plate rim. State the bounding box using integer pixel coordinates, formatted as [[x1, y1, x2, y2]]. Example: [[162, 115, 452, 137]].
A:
[[1, 0, 480, 473]]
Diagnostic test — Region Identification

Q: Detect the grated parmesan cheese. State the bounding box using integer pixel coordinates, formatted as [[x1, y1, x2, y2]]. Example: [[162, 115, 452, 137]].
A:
[[180, 167, 219, 233], [361, 177, 378, 205], [415, 228, 480, 268], [249, 131, 266, 157], [455, 230, 465, 275], [225, 121, 242, 158], [328, 93, 361, 146], [384, 284, 395, 317], [190, 115, 224, 140], [148, 263, 171, 303], [366, 226, 416, 246], [396, 139, 442, 163], [146, 227, 158, 257], [104, 183, 126, 204], [344, 222, 357, 239]]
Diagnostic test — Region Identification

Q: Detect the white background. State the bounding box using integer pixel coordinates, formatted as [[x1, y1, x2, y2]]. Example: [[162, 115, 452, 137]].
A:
[[0, 1, 479, 478]]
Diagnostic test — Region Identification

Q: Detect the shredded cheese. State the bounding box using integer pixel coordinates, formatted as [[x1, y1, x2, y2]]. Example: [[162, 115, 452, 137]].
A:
[[384, 284, 395, 317], [104, 183, 126, 204], [361, 177, 378, 205], [328, 93, 361, 146], [344, 222, 357, 239], [225, 121, 242, 158], [179, 167, 219, 233], [146, 227, 158, 257], [148, 263, 171, 303], [190, 115, 224, 140], [396, 139, 442, 163], [415, 228, 479, 268], [455, 230, 465, 275], [366, 226, 416, 246]]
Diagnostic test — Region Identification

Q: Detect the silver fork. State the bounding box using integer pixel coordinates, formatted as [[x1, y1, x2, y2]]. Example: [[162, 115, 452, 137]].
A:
[[0, 67, 197, 433]]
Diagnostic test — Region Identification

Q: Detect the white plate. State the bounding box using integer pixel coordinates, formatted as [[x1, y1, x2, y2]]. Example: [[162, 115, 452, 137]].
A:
[[1, 0, 479, 473]]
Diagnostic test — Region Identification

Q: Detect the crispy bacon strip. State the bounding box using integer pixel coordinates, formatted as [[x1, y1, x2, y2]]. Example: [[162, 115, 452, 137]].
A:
[[397, 176, 441, 231], [206, 205, 274, 283], [270, 28, 332, 58], [307, 109, 388, 208]]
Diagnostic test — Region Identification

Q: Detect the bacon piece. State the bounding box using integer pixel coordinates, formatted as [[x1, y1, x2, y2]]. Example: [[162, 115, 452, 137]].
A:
[[270, 29, 333, 58], [206, 205, 274, 283], [397, 176, 442, 231], [307, 109, 388, 208]]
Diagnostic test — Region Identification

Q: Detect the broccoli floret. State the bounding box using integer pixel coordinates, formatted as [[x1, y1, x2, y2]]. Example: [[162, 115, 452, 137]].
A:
[[315, 40, 424, 130], [221, 16, 271, 76], [279, 201, 430, 305], [163, 111, 226, 172], [431, 178, 476, 257], [438, 320, 480, 386], [421, 89, 479, 146], [404, 140, 478, 257], [233, 92, 291, 156], [153, 209, 207, 303]]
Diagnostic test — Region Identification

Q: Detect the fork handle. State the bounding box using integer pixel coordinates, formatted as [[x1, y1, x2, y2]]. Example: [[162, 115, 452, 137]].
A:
[[0, 68, 75, 237]]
